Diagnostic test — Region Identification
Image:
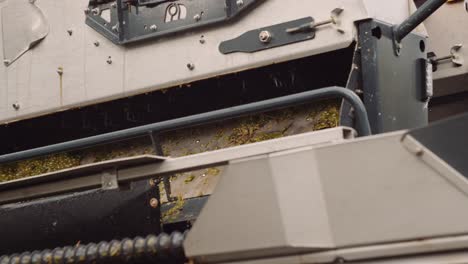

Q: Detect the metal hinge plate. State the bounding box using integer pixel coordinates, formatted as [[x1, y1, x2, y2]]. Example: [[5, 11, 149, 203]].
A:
[[85, 0, 262, 45]]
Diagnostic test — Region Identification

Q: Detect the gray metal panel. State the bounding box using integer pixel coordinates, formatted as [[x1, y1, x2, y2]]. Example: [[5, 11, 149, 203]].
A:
[[184, 153, 333, 263], [185, 130, 468, 262], [359, 20, 428, 133], [405, 113, 468, 179]]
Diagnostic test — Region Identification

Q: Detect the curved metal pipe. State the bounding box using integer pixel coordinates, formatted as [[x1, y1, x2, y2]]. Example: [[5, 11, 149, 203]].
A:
[[0, 87, 370, 165]]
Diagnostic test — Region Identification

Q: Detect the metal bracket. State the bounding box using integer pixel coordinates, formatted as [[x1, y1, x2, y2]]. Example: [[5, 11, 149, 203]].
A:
[[85, 0, 262, 45], [428, 44, 464, 71], [219, 8, 344, 54], [101, 169, 119, 190]]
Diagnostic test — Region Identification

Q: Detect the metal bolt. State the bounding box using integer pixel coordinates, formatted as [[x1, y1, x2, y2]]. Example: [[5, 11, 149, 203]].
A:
[[107, 56, 112, 64], [259, 30, 272, 43], [150, 24, 158, 31], [149, 198, 159, 208], [111, 2, 117, 8], [194, 14, 201, 21], [236, 0, 244, 7], [3, 59, 10, 66], [12, 103, 20, 110], [415, 148, 424, 157], [199, 36, 205, 44], [94, 41, 100, 47], [67, 29, 73, 36], [187, 63, 195, 70], [84, 8, 91, 15], [149, 179, 157, 186], [91, 8, 100, 15]]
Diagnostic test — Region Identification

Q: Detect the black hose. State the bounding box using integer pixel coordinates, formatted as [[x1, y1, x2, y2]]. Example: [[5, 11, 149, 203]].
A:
[[0, 87, 371, 165], [0, 232, 185, 264], [394, 0, 446, 42]]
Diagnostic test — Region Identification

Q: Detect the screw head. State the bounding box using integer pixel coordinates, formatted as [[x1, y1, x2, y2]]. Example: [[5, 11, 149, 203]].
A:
[[111, 2, 117, 8], [194, 14, 201, 21], [236, 0, 244, 7], [149, 198, 159, 208], [150, 24, 158, 31], [94, 41, 100, 47], [12, 103, 20, 110], [107, 56, 113, 64], [67, 29, 73, 36], [187, 63, 195, 70], [91, 8, 100, 15], [259, 30, 272, 43], [84, 8, 91, 15]]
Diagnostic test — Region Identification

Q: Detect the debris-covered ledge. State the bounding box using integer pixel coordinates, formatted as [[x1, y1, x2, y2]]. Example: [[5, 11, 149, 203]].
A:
[[0, 99, 340, 204]]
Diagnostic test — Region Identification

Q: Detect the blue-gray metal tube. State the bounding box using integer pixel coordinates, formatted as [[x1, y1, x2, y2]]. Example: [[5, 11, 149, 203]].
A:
[[394, 0, 446, 42], [0, 87, 370, 164]]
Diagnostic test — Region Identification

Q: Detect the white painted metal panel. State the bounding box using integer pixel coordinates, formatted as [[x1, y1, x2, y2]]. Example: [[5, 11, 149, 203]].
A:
[[0, 0, 415, 124]]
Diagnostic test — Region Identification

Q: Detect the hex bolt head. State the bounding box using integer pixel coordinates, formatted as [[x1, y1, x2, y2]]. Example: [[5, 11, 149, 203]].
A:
[[12, 103, 20, 110], [150, 24, 158, 31], [259, 30, 272, 43], [236, 0, 244, 7], [149, 198, 159, 208], [91, 8, 100, 15], [57, 67, 64, 75], [187, 63, 195, 70]]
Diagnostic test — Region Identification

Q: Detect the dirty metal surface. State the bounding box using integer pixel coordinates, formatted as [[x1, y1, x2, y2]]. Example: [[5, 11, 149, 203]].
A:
[[0, 100, 341, 205], [0, 180, 160, 255], [359, 20, 428, 133]]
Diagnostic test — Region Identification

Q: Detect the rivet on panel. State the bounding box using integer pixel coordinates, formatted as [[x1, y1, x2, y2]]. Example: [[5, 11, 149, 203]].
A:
[[149, 198, 159, 208], [12, 103, 20, 111], [107, 56, 113, 64], [187, 63, 195, 70]]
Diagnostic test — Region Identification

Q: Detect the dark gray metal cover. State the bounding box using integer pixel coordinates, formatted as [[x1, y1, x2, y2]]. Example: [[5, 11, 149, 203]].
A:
[[407, 113, 468, 178], [85, 0, 262, 45], [359, 20, 428, 134]]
